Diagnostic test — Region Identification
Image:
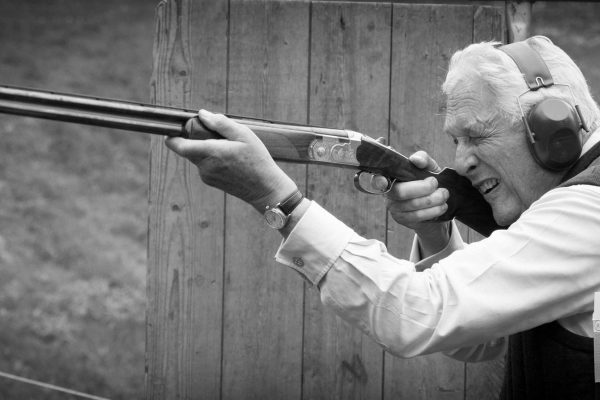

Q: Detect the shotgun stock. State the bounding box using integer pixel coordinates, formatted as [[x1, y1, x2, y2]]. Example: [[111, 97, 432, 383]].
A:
[[0, 84, 502, 236]]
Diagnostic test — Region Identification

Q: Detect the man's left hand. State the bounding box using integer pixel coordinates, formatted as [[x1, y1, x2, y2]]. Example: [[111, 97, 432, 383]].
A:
[[165, 110, 298, 213]]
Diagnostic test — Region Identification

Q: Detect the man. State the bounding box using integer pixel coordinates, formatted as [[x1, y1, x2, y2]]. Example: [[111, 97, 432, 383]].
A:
[[165, 36, 600, 399]]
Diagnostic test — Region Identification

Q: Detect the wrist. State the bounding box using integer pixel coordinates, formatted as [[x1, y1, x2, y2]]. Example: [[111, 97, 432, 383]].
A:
[[250, 175, 298, 214], [279, 198, 310, 238], [415, 221, 451, 257], [263, 189, 304, 230]]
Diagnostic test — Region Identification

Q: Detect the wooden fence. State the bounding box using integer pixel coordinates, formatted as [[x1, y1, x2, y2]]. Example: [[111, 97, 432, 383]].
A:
[[147, 1, 505, 398]]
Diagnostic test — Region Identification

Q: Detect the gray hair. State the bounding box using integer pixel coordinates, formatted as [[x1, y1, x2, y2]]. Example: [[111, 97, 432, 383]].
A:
[[442, 36, 600, 140]]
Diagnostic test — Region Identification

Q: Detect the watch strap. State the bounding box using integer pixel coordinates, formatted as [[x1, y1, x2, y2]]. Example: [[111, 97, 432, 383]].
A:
[[277, 189, 304, 216]]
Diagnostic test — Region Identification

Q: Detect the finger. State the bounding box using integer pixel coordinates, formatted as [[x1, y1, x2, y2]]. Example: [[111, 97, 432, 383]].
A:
[[386, 176, 438, 200], [390, 188, 449, 212], [164, 136, 215, 159], [371, 175, 391, 192], [198, 109, 255, 142], [391, 203, 449, 223], [409, 151, 442, 173]]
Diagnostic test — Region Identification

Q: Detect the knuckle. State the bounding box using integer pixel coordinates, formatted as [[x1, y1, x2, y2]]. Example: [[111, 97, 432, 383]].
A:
[[428, 177, 439, 189], [414, 150, 428, 159], [432, 204, 447, 217], [435, 189, 447, 204], [412, 209, 430, 221], [422, 196, 433, 207]]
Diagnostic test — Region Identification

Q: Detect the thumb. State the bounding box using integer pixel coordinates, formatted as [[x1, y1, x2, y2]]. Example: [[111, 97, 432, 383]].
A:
[[409, 150, 442, 173], [198, 109, 256, 143]]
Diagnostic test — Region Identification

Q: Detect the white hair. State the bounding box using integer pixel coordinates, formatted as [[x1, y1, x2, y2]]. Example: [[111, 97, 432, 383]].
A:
[[442, 36, 600, 139]]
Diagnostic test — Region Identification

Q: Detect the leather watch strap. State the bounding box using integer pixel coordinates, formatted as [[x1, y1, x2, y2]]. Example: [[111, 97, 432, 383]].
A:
[[277, 189, 304, 216]]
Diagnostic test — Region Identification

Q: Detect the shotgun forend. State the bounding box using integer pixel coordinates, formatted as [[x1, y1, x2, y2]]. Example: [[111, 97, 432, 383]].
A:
[[0, 84, 502, 236]]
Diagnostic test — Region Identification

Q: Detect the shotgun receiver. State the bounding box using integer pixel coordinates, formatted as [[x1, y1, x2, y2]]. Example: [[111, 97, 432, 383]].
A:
[[0, 85, 501, 236]]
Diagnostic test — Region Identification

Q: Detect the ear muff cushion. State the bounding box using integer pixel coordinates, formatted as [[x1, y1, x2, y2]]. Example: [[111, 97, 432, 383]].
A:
[[528, 98, 582, 170]]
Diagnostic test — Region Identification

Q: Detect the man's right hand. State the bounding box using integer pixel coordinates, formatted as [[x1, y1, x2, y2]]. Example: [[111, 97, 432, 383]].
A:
[[385, 151, 452, 256]]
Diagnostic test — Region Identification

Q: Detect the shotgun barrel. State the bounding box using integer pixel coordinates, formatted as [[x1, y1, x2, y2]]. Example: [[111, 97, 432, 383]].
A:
[[0, 84, 501, 236], [0, 85, 193, 136], [0, 84, 358, 166]]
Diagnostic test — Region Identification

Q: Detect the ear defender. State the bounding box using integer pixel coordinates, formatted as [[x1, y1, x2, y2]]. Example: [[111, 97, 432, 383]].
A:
[[526, 98, 583, 170], [498, 41, 588, 171]]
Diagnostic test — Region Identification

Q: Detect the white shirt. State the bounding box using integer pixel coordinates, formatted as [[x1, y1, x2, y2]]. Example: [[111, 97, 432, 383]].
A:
[[275, 137, 600, 362]]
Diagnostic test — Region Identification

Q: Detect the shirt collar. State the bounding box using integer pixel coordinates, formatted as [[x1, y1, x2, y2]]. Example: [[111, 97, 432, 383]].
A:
[[581, 127, 600, 155]]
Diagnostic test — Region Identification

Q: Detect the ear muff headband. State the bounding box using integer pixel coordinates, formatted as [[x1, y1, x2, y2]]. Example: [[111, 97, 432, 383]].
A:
[[497, 41, 587, 171], [498, 41, 554, 91]]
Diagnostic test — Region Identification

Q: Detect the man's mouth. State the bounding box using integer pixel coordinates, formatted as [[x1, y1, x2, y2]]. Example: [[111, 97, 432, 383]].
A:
[[476, 178, 500, 195]]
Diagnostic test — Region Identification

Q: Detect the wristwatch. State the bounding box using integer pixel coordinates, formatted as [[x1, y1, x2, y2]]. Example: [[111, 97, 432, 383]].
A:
[[264, 189, 304, 229]]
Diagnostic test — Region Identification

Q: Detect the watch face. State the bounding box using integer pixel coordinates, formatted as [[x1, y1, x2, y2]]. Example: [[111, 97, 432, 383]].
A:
[[264, 208, 287, 229]]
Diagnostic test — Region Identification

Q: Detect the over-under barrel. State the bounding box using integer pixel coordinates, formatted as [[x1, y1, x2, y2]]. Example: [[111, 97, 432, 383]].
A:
[[0, 85, 361, 166]]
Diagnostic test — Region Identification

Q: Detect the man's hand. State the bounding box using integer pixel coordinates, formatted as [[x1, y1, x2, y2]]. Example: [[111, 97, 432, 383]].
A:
[[385, 151, 451, 256], [165, 110, 298, 213]]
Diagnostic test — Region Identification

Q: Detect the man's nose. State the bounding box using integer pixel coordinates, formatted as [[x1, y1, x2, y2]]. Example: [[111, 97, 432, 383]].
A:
[[454, 143, 478, 176]]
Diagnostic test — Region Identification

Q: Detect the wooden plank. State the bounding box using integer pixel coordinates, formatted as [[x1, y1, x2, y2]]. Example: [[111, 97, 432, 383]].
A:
[[220, 2, 309, 399], [147, 2, 507, 399], [383, 4, 475, 399], [302, 2, 391, 399], [464, 6, 506, 400], [146, 0, 228, 399], [506, 0, 532, 43]]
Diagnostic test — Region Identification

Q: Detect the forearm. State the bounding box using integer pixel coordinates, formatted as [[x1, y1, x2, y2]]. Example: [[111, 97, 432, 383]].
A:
[[276, 202, 469, 357], [276, 187, 600, 358], [410, 220, 464, 271]]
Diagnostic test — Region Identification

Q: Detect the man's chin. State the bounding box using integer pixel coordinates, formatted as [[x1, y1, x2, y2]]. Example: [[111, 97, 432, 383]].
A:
[[492, 208, 520, 227]]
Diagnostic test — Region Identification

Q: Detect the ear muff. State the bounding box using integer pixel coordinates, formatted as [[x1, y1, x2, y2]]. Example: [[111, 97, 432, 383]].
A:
[[526, 98, 582, 171], [498, 41, 587, 171]]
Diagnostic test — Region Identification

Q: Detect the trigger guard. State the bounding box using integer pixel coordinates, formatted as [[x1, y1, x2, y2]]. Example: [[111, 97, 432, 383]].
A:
[[354, 171, 371, 193], [354, 171, 393, 194]]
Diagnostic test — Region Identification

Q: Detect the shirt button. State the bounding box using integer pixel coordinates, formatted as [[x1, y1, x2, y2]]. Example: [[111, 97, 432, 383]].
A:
[[293, 257, 304, 268]]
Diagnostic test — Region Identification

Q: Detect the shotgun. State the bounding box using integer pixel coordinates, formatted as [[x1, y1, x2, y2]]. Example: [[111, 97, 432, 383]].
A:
[[0, 84, 501, 236]]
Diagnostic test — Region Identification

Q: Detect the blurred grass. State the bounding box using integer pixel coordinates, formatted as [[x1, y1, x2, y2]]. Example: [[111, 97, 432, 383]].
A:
[[0, 0, 155, 399], [0, 1, 598, 400]]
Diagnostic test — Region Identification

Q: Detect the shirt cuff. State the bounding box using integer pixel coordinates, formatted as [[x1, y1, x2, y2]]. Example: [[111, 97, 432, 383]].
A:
[[275, 200, 355, 285], [409, 220, 465, 270]]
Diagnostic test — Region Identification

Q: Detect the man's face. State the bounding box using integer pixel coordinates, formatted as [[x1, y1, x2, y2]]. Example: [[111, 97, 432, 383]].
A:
[[444, 83, 561, 226]]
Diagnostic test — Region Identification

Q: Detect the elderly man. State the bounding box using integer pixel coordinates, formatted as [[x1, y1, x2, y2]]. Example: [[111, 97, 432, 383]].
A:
[[166, 36, 600, 399]]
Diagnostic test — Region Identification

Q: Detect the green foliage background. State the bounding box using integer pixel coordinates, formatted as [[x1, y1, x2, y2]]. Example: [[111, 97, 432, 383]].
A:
[[0, 1, 597, 399]]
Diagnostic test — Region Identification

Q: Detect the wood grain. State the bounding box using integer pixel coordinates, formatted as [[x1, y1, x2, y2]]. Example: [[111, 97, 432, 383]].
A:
[[384, 4, 473, 400], [147, 2, 507, 399], [220, 2, 309, 400], [464, 6, 506, 400], [302, 2, 391, 399], [147, 0, 227, 398]]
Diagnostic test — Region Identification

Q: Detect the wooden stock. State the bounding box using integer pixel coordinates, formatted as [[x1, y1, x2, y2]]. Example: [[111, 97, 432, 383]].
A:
[[0, 84, 502, 236]]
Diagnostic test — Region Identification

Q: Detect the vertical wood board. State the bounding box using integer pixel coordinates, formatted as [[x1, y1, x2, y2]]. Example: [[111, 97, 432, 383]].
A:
[[147, 0, 228, 398], [384, 4, 474, 400], [464, 5, 506, 400], [147, 2, 507, 399], [303, 2, 391, 399], [221, 1, 309, 400]]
